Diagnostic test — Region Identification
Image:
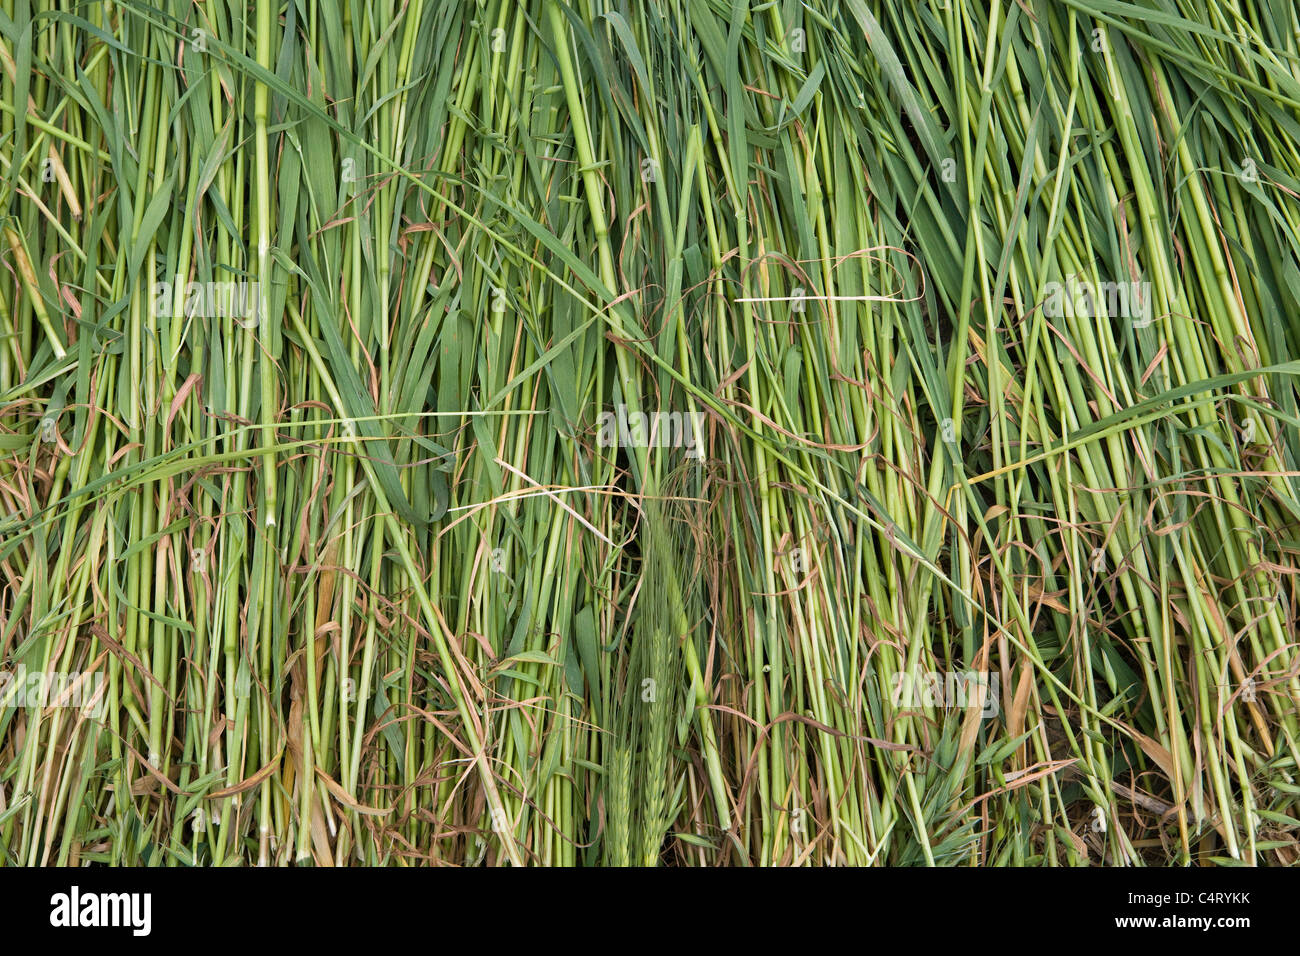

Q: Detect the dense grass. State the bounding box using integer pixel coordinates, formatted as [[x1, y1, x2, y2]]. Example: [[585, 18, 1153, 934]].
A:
[[2, 0, 1300, 865]]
